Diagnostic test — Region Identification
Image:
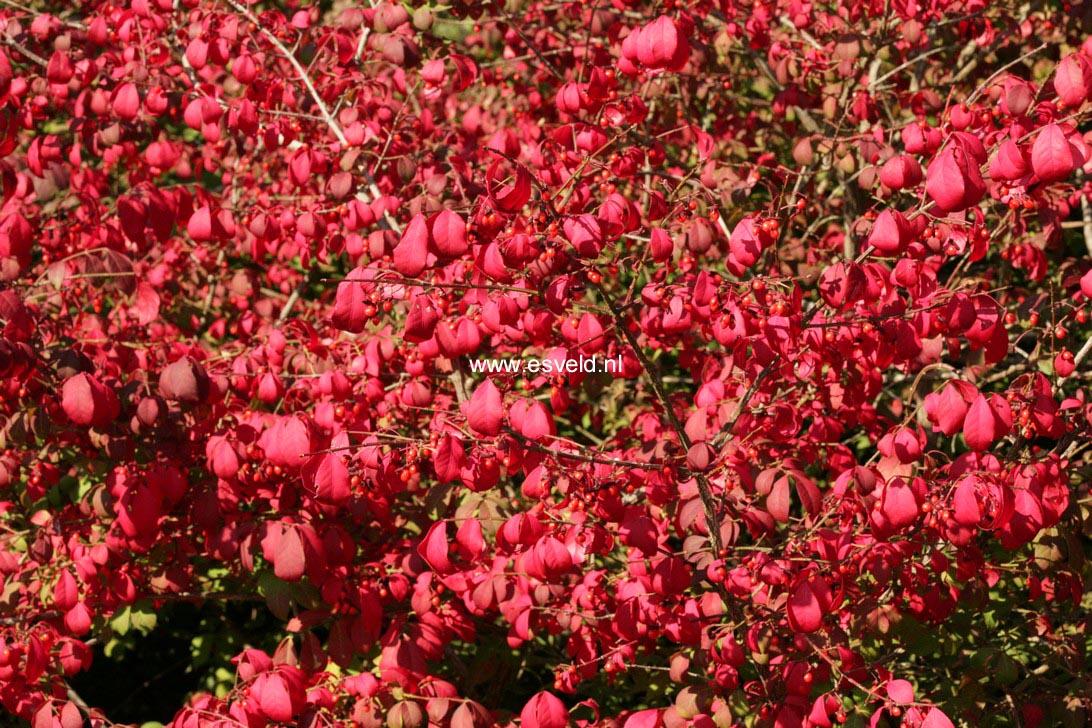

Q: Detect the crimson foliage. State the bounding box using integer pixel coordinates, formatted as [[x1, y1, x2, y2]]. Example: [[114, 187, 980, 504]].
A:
[[0, 1, 1090, 727]]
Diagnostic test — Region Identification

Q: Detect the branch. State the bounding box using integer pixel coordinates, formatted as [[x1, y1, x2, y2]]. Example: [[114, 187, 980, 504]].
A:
[[1081, 193, 1092, 257], [593, 281, 725, 554], [221, 0, 401, 235], [503, 427, 663, 470]]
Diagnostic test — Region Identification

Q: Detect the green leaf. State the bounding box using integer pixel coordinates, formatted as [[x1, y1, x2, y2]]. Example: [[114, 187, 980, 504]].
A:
[[258, 570, 293, 620], [129, 600, 158, 635], [111, 605, 132, 637]]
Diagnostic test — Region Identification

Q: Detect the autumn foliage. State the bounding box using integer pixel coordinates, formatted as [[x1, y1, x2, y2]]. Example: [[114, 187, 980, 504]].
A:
[[2, 0, 1092, 727]]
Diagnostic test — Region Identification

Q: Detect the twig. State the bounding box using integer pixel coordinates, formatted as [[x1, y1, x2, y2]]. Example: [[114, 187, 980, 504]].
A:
[[1059, 334, 1092, 385]]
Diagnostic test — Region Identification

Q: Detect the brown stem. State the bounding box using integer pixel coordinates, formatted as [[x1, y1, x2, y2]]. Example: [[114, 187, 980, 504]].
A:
[[593, 281, 724, 554]]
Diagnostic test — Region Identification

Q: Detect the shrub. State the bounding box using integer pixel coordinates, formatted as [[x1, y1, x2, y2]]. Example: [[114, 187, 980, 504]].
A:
[[0, 0, 1089, 726]]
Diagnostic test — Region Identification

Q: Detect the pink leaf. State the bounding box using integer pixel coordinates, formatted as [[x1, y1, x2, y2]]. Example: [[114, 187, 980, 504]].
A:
[[112, 82, 140, 120], [394, 214, 429, 277], [922, 708, 956, 728], [464, 380, 504, 436], [632, 16, 689, 72], [787, 577, 832, 633], [879, 155, 922, 190], [1031, 123, 1084, 183], [54, 570, 78, 611], [486, 157, 533, 212], [63, 602, 92, 635], [924, 381, 978, 436], [521, 691, 569, 728], [963, 394, 1011, 451], [767, 475, 791, 523], [254, 673, 295, 722], [273, 526, 306, 581], [650, 227, 674, 261], [331, 267, 372, 333], [403, 296, 440, 342], [879, 478, 920, 530], [988, 139, 1029, 181], [305, 453, 350, 507], [456, 518, 485, 560], [187, 206, 213, 242], [925, 146, 985, 212], [418, 521, 454, 573], [431, 208, 468, 258], [887, 679, 915, 704], [952, 476, 983, 526], [1054, 53, 1092, 107], [433, 434, 466, 483], [133, 282, 161, 326], [61, 373, 120, 428], [867, 209, 911, 255]]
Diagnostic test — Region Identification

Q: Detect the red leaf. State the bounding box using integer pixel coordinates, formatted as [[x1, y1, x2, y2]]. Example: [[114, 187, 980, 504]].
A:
[[924, 380, 978, 436], [521, 691, 568, 728], [886, 679, 915, 704], [925, 146, 985, 212], [54, 569, 78, 611], [253, 672, 295, 721], [32, 703, 51, 728], [112, 82, 140, 120], [1031, 123, 1085, 183], [394, 214, 429, 277], [650, 228, 674, 261], [46, 49, 73, 83], [432, 434, 466, 483], [787, 577, 832, 633], [404, 296, 440, 342], [623, 709, 662, 728], [464, 380, 504, 436], [524, 536, 574, 580], [879, 155, 922, 190], [430, 208, 468, 257], [767, 475, 791, 523], [260, 415, 314, 468], [133, 282, 161, 326], [159, 357, 210, 403], [452, 701, 492, 728], [562, 215, 603, 258], [963, 394, 1011, 451], [510, 398, 553, 441], [206, 436, 240, 479], [727, 216, 765, 275], [63, 602, 92, 635], [631, 16, 689, 72], [332, 266, 383, 333], [988, 139, 1030, 181], [0, 48, 11, 98], [59, 702, 82, 728], [867, 209, 911, 255], [61, 372, 120, 428], [418, 521, 454, 573], [1054, 53, 1092, 107], [273, 526, 306, 581], [486, 157, 533, 212], [922, 708, 956, 728], [305, 453, 350, 506], [187, 206, 214, 242], [455, 518, 485, 560], [952, 476, 982, 526], [879, 478, 920, 530]]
